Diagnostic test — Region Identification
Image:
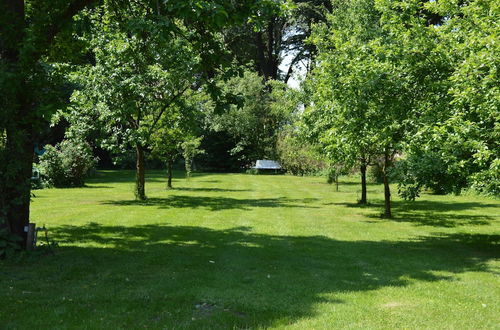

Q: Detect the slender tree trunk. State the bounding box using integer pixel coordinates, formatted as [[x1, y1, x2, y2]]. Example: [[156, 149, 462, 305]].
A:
[[382, 151, 392, 218], [167, 159, 173, 189], [135, 144, 146, 200], [360, 163, 367, 204], [185, 157, 192, 179]]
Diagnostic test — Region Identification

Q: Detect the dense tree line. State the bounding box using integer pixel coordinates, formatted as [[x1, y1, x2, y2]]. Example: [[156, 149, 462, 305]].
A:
[[301, 0, 499, 216]]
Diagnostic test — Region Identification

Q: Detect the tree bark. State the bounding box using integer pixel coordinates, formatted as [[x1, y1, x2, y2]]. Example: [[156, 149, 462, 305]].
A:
[[1, 1, 34, 248], [167, 159, 173, 189], [383, 151, 392, 218], [4, 125, 34, 248], [360, 162, 367, 204], [135, 144, 146, 200]]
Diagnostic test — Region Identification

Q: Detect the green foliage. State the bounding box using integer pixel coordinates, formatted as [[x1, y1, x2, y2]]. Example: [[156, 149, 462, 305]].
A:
[[206, 71, 292, 165], [368, 163, 385, 185], [39, 139, 97, 188], [181, 137, 205, 178], [393, 0, 499, 197], [151, 90, 209, 164], [326, 164, 349, 185], [246, 168, 260, 175], [304, 0, 499, 207], [0, 0, 287, 247], [276, 130, 326, 175], [222, 0, 330, 81]]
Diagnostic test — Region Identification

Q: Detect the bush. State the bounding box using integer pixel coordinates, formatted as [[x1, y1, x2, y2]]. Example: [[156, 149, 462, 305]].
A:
[[277, 132, 326, 176], [246, 168, 259, 175], [368, 163, 385, 184], [39, 139, 97, 187]]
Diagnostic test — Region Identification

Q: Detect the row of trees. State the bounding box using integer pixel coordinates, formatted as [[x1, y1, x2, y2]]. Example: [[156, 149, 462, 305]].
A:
[[299, 0, 499, 217]]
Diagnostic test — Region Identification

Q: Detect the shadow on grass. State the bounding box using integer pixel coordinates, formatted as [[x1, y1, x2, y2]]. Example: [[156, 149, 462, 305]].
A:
[[82, 185, 114, 189], [87, 170, 212, 185], [331, 200, 498, 228], [172, 187, 250, 193], [15, 224, 498, 328], [102, 196, 319, 211]]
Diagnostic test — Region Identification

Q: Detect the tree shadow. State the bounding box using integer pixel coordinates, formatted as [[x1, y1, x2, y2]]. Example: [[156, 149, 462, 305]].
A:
[[102, 196, 319, 211], [87, 170, 212, 185], [82, 185, 114, 189], [15, 224, 498, 328], [331, 200, 498, 228], [336, 181, 379, 186], [172, 187, 250, 193]]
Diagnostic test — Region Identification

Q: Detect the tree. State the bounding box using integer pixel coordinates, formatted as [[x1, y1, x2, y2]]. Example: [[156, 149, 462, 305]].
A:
[[307, 0, 449, 216], [71, 15, 198, 200], [223, 0, 333, 82], [70, 1, 285, 200], [396, 0, 499, 197], [151, 90, 208, 188], [181, 137, 205, 179]]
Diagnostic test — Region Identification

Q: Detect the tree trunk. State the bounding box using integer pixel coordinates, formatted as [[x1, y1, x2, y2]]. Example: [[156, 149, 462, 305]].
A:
[[360, 163, 367, 204], [167, 159, 173, 189], [4, 125, 34, 248], [383, 151, 392, 218], [135, 144, 146, 200]]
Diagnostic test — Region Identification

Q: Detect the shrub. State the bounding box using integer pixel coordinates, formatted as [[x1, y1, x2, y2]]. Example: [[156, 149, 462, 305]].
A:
[[39, 139, 97, 187], [368, 163, 385, 184], [277, 132, 326, 176]]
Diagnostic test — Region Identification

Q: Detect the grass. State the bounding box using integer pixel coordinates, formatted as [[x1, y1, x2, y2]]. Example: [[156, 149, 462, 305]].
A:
[[1, 170, 499, 329]]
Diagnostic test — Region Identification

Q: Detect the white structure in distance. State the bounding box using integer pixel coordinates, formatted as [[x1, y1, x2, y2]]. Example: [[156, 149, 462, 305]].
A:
[[253, 160, 282, 170]]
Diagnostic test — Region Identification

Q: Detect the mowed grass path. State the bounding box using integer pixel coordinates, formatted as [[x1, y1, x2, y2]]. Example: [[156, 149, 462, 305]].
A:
[[1, 170, 499, 329]]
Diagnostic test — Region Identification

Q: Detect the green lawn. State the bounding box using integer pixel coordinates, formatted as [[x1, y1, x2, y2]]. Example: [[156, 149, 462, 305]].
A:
[[2, 170, 499, 329]]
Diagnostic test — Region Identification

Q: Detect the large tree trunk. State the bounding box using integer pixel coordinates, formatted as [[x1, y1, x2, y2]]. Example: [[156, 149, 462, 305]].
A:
[[382, 151, 392, 218], [1, 0, 32, 248], [4, 125, 34, 248], [167, 159, 173, 189], [135, 144, 146, 200], [360, 162, 367, 204]]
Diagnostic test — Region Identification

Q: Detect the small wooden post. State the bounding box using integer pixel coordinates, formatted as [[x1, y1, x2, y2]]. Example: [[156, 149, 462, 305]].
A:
[[26, 223, 36, 251]]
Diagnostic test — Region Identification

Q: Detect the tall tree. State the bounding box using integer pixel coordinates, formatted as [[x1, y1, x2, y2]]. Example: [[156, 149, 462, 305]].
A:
[[223, 0, 332, 82], [395, 0, 499, 197], [307, 0, 449, 216], [71, 15, 198, 200]]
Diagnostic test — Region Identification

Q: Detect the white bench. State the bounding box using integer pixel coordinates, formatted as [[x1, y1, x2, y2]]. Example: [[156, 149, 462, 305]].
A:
[[253, 160, 282, 170]]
